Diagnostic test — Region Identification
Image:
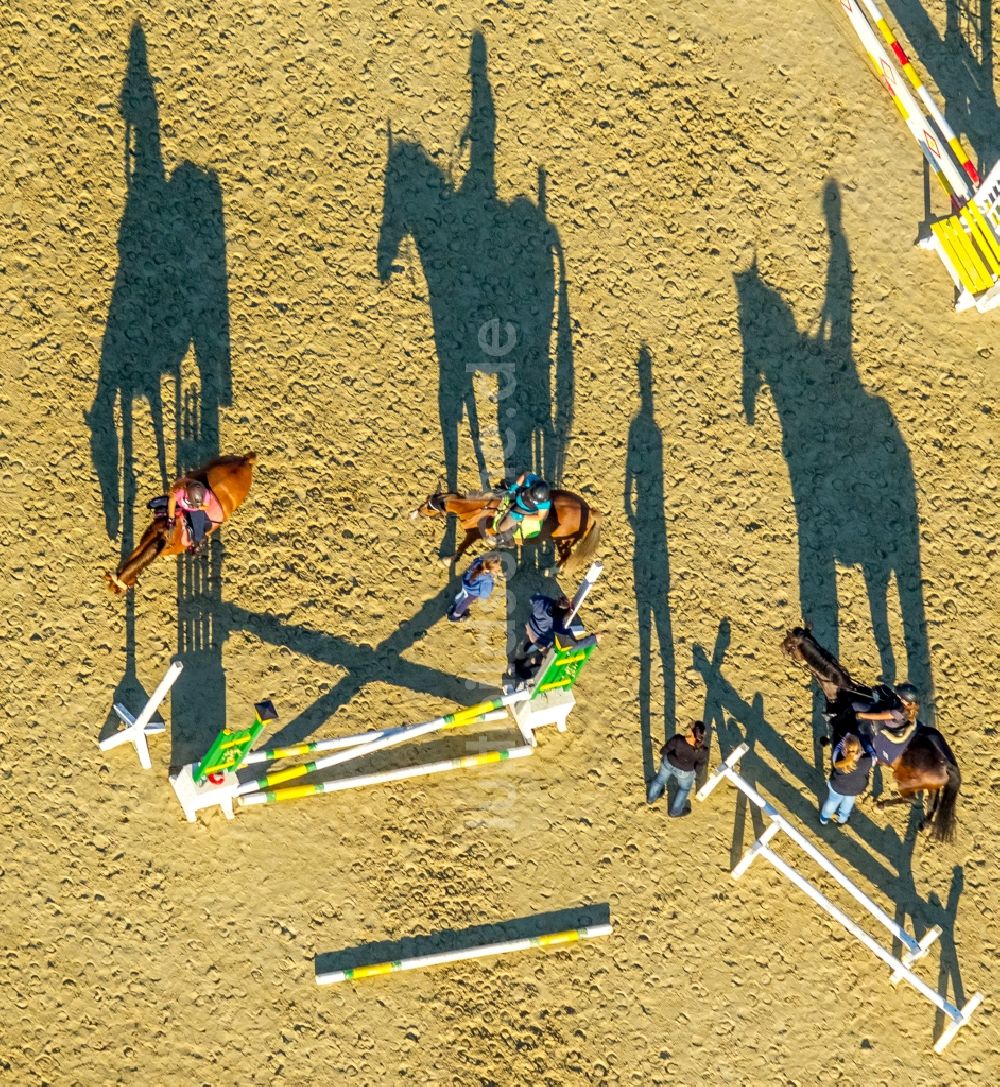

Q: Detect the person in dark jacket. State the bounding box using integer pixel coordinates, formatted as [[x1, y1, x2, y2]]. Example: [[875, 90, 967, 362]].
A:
[[646, 721, 708, 818], [820, 733, 873, 826]]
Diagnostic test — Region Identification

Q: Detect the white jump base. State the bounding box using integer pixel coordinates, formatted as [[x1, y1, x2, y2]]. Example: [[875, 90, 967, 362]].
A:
[[98, 660, 182, 770], [698, 744, 983, 1053]]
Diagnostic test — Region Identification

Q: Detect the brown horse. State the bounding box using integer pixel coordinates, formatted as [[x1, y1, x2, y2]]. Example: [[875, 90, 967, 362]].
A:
[[410, 488, 602, 575], [106, 453, 256, 595], [782, 626, 960, 842]]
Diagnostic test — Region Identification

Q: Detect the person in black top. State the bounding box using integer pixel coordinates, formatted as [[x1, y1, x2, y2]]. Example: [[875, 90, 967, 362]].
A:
[[646, 721, 708, 818], [504, 594, 599, 691], [820, 733, 873, 826]]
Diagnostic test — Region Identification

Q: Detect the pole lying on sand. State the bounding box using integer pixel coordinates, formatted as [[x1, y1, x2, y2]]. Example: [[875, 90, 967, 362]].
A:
[[697, 744, 984, 1053], [316, 922, 613, 985], [239, 744, 533, 806]]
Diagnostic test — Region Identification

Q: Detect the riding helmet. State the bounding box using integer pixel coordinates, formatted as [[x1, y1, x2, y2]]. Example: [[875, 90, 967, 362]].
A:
[[528, 480, 551, 504], [186, 481, 207, 506], [895, 682, 919, 704]]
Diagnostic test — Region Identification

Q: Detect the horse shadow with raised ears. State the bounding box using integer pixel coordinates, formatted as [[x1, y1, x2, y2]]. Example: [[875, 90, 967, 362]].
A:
[[735, 191, 932, 726], [376, 31, 574, 521]]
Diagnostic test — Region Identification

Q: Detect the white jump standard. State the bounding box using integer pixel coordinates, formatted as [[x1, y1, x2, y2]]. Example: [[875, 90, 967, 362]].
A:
[[168, 562, 603, 821], [98, 660, 183, 770], [697, 744, 983, 1052]]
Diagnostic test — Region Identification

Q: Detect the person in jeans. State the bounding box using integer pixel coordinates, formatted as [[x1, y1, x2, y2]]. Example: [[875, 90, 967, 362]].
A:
[[820, 733, 873, 826], [647, 721, 708, 818], [447, 556, 502, 622]]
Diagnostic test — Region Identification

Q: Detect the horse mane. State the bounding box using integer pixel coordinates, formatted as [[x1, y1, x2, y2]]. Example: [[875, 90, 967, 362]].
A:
[[782, 626, 855, 692]]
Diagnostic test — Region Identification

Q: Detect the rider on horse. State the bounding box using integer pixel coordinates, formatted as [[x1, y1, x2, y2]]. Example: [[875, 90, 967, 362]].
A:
[[492, 471, 553, 547], [166, 477, 224, 553], [852, 682, 920, 763]]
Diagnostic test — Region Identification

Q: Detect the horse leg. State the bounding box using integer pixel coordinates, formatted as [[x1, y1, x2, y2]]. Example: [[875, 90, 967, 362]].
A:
[[108, 522, 170, 594], [919, 788, 941, 834], [442, 527, 479, 570]]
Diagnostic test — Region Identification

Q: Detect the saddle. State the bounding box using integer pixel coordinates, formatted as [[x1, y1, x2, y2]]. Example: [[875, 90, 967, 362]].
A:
[[871, 719, 919, 765]]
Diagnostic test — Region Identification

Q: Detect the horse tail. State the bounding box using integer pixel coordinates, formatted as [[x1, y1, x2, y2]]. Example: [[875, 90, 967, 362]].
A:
[[563, 510, 602, 577], [931, 757, 960, 844]]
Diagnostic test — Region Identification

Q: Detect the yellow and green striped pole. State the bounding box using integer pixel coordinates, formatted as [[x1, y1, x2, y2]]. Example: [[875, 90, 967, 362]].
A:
[[234, 692, 529, 798], [316, 922, 613, 985], [239, 744, 533, 806]]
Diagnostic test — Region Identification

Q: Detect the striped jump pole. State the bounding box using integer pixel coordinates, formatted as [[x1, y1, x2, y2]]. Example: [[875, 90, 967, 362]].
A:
[[234, 691, 531, 798], [316, 922, 612, 985], [698, 744, 984, 1052], [241, 710, 510, 767], [239, 744, 533, 806], [838, 0, 974, 205], [856, 0, 979, 189]]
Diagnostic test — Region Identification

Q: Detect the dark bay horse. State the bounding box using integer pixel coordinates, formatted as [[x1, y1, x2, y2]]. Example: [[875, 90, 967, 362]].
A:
[[106, 454, 255, 595], [782, 627, 959, 842], [411, 489, 601, 576]]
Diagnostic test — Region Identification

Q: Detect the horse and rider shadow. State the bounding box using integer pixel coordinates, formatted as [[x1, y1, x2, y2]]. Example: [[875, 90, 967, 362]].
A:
[[377, 30, 574, 564], [625, 345, 675, 786], [736, 179, 934, 765], [88, 22, 232, 766], [694, 619, 963, 965], [377, 30, 578, 661]]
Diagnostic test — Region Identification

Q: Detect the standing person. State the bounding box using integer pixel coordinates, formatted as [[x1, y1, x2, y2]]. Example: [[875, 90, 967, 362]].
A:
[[820, 733, 873, 826], [646, 721, 708, 818], [447, 555, 502, 623]]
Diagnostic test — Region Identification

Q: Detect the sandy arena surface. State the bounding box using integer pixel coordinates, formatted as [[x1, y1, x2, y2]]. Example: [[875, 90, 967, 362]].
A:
[[2, 1, 999, 1083]]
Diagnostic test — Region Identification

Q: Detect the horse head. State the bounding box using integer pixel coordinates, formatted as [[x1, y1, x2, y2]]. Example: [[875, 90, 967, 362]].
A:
[[781, 626, 851, 704], [409, 490, 449, 521], [377, 124, 449, 282], [734, 256, 800, 425]]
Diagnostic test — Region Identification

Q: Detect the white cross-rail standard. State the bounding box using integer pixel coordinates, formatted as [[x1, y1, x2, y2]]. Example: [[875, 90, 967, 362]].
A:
[[98, 660, 183, 770], [697, 743, 983, 1053]]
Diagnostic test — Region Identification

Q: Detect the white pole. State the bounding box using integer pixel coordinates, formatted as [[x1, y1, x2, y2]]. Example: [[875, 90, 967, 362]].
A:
[[238, 744, 534, 806], [699, 745, 921, 956], [699, 745, 984, 1051], [759, 846, 967, 1027], [564, 561, 603, 627], [235, 691, 531, 797], [316, 922, 613, 985]]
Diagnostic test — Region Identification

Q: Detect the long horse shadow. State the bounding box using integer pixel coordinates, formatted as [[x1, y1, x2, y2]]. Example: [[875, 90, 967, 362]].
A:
[[886, 0, 999, 173], [87, 22, 231, 764], [625, 346, 675, 785], [737, 180, 933, 754], [694, 621, 936, 955], [377, 30, 574, 562]]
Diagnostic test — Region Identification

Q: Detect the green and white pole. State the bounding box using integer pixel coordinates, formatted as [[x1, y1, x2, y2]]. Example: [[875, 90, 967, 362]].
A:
[[239, 744, 533, 806]]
